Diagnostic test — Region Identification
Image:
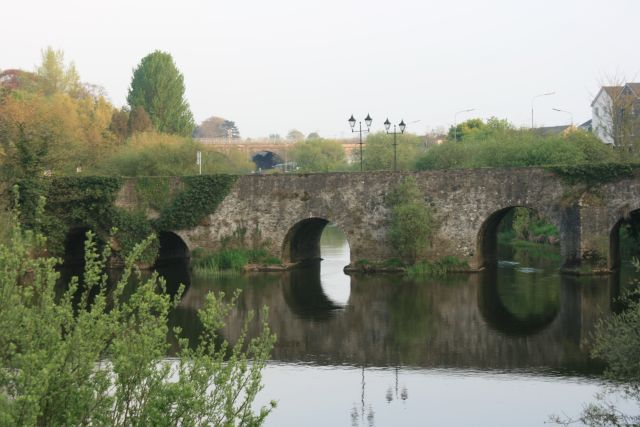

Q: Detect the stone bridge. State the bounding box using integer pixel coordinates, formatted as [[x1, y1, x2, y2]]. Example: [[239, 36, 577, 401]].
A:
[[114, 167, 640, 273]]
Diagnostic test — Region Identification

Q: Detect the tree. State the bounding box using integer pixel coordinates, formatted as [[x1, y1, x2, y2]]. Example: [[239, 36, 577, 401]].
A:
[[0, 212, 276, 426], [290, 139, 347, 172], [109, 107, 130, 143], [287, 129, 305, 141], [447, 118, 485, 141], [127, 51, 195, 136], [415, 127, 616, 170], [194, 116, 225, 138], [363, 132, 425, 171], [36, 47, 82, 97], [128, 106, 153, 134], [221, 120, 241, 139], [307, 132, 320, 140], [386, 176, 436, 263]]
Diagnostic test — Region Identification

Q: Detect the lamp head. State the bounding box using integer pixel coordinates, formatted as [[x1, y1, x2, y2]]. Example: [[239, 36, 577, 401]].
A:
[[364, 113, 372, 128], [384, 118, 391, 131], [348, 114, 356, 129], [399, 120, 406, 133]]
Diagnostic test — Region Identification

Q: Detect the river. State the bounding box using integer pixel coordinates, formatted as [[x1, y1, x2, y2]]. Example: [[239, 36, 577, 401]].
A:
[[148, 224, 635, 426]]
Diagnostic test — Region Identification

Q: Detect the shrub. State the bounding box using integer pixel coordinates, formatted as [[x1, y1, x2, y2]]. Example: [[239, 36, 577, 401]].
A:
[[415, 128, 617, 171], [387, 176, 437, 263], [0, 216, 276, 426]]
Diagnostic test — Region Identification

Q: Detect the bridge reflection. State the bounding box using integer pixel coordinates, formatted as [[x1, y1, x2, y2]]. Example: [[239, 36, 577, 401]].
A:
[[169, 264, 614, 373]]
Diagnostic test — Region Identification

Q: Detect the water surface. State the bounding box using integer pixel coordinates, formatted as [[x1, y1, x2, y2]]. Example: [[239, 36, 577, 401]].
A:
[[155, 226, 631, 426]]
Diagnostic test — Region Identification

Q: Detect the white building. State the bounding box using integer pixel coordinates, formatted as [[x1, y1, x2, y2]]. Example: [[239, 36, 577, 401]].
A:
[[591, 83, 640, 145]]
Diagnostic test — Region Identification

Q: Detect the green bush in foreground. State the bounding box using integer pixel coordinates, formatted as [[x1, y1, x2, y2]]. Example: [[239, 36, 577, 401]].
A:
[[0, 214, 276, 426], [552, 261, 640, 426]]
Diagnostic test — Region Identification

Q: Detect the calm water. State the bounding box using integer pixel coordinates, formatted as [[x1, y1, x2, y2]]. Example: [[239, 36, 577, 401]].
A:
[[150, 225, 634, 426], [58, 226, 634, 426]]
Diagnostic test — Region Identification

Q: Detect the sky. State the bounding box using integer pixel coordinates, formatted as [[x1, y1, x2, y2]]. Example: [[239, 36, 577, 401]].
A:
[[2, 0, 639, 138]]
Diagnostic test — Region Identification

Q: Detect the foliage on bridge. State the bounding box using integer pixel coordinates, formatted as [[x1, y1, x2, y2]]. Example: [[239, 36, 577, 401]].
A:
[[546, 162, 640, 186], [13, 175, 238, 261]]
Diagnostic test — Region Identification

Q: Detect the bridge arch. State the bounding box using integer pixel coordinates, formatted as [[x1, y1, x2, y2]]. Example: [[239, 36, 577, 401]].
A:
[[608, 208, 640, 270], [63, 226, 104, 266], [251, 150, 284, 170], [281, 217, 351, 265], [476, 206, 562, 270], [155, 231, 190, 267]]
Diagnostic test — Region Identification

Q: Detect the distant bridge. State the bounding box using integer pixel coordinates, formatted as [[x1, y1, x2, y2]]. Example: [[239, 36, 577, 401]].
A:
[[195, 138, 362, 166]]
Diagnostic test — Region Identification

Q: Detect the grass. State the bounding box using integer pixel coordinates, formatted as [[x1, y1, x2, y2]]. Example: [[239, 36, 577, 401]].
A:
[[191, 247, 282, 276], [405, 256, 469, 279]]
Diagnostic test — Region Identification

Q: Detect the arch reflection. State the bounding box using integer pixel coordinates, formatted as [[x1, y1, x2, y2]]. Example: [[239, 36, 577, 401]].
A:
[[478, 267, 560, 336]]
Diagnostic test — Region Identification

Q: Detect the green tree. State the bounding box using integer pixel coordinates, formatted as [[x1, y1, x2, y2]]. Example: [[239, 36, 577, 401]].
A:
[[307, 132, 320, 139], [416, 128, 617, 170], [36, 47, 82, 96], [287, 129, 305, 141], [127, 51, 195, 136], [363, 132, 425, 171], [290, 139, 347, 172], [386, 176, 436, 263], [0, 211, 276, 426], [221, 120, 241, 139], [447, 118, 485, 141]]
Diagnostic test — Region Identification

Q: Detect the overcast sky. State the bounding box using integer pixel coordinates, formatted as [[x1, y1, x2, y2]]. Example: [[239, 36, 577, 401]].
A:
[[2, 0, 638, 138]]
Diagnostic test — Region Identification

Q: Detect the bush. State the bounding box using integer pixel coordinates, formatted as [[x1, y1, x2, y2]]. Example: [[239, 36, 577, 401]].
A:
[[386, 176, 437, 263], [363, 132, 425, 171], [0, 217, 276, 426], [96, 131, 253, 176], [416, 128, 617, 171], [552, 261, 640, 425], [290, 138, 348, 172]]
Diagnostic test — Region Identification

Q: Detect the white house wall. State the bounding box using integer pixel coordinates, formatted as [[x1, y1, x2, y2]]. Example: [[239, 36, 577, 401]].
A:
[[592, 91, 614, 145]]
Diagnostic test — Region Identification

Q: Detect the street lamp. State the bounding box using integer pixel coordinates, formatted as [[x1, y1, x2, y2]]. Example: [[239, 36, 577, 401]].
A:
[[531, 91, 555, 129], [552, 108, 573, 126], [348, 114, 372, 172], [384, 118, 406, 171], [454, 109, 475, 141]]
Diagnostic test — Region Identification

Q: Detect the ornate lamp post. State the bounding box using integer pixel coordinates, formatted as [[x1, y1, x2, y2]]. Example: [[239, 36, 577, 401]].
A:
[[383, 118, 406, 171], [348, 114, 372, 172]]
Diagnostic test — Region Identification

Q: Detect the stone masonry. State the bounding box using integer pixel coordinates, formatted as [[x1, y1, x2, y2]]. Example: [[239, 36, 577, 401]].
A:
[[115, 168, 640, 273]]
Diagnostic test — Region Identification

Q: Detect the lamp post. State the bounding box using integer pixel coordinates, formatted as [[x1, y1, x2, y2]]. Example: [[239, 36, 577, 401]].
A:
[[454, 109, 475, 141], [348, 114, 372, 172], [531, 91, 555, 129], [384, 118, 406, 171], [552, 107, 573, 126]]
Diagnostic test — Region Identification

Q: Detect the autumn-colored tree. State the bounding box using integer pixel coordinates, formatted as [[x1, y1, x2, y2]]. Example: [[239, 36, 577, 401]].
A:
[[0, 49, 118, 176], [128, 106, 153, 134], [127, 51, 194, 136], [109, 107, 130, 143], [194, 116, 226, 138]]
